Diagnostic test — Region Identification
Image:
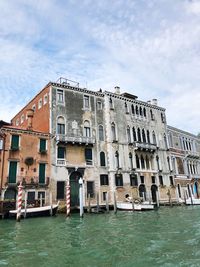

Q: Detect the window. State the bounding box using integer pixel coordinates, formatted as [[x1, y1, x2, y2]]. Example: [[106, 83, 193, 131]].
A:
[[111, 123, 117, 141], [57, 147, 65, 159], [21, 114, 24, 124], [87, 181, 94, 198], [161, 113, 165, 123], [132, 127, 137, 141], [137, 128, 141, 142], [84, 120, 91, 137], [115, 151, 119, 169], [8, 161, 17, 183], [142, 129, 146, 143], [150, 109, 154, 120], [159, 175, 164, 186], [152, 176, 156, 184], [97, 101, 102, 110], [57, 116, 65, 134], [32, 104, 36, 112], [0, 139, 3, 150], [139, 106, 143, 116], [140, 176, 144, 184], [115, 174, 123, 186], [11, 135, 19, 150], [143, 108, 146, 117], [38, 191, 45, 206], [152, 131, 157, 145], [131, 104, 135, 115], [129, 152, 133, 169], [169, 176, 174, 186], [136, 154, 140, 169], [103, 192, 107, 201], [147, 130, 150, 143], [167, 156, 171, 171], [136, 105, 139, 115], [38, 98, 42, 109], [44, 94, 48, 105], [146, 155, 150, 169], [100, 151, 106, 166], [100, 175, 109, 186], [125, 102, 129, 113], [27, 192, 35, 204], [127, 126, 131, 143], [39, 163, 46, 184], [164, 134, 168, 149], [16, 119, 19, 126], [83, 95, 90, 109], [85, 148, 93, 165], [130, 174, 138, 186], [57, 181, 65, 200], [57, 89, 64, 103], [109, 97, 114, 109], [39, 139, 47, 153], [156, 156, 160, 170], [99, 125, 104, 141], [141, 155, 145, 169]]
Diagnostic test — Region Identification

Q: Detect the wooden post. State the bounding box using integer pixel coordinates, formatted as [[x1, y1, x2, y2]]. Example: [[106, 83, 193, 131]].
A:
[[16, 182, 23, 222], [66, 180, 70, 217], [156, 190, 159, 208], [97, 192, 100, 213], [106, 192, 109, 212], [40, 194, 43, 207], [79, 178, 84, 218], [113, 192, 117, 214], [50, 192, 53, 216], [88, 194, 91, 213], [131, 192, 134, 212], [24, 191, 27, 219]]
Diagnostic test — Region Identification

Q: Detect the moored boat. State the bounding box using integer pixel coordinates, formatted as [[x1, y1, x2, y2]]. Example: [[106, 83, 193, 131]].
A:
[[185, 197, 200, 205], [117, 201, 154, 211], [9, 203, 59, 218]]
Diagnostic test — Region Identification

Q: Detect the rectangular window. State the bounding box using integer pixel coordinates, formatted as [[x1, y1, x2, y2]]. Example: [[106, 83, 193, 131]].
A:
[[8, 161, 17, 183], [39, 163, 46, 184], [115, 174, 123, 187], [83, 95, 90, 109], [38, 191, 45, 206], [103, 192, 107, 201], [32, 104, 36, 112], [159, 175, 164, 186], [87, 181, 94, 198], [27, 192, 35, 205], [85, 148, 93, 165], [57, 147, 65, 159], [57, 124, 65, 134], [57, 181, 65, 199], [0, 139, 3, 150], [97, 101, 102, 110], [151, 176, 156, 184], [169, 176, 174, 186], [57, 89, 64, 103], [100, 174, 109, 186], [11, 135, 19, 150], [39, 139, 47, 153], [140, 176, 144, 184], [84, 127, 91, 137], [43, 94, 48, 105], [38, 99, 42, 109], [130, 174, 138, 186]]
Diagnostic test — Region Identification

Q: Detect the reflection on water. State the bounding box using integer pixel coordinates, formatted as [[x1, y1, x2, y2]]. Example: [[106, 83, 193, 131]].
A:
[[1, 206, 200, 267]]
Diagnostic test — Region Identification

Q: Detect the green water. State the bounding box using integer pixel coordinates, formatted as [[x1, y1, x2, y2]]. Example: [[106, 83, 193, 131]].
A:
[[1, 206, 200, 267]]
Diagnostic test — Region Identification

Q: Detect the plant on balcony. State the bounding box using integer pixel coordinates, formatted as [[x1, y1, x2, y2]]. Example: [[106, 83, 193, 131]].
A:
[[25, 157, 34, 166]]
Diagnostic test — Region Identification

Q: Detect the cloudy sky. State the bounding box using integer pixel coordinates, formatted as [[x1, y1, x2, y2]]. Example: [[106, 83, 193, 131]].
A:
[[0, 0, 200, 134]]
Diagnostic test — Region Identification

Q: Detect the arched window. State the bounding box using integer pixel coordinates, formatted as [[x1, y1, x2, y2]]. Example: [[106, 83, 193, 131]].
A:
[[111, 122, 117, 141], [84, 120, 91, 137], [127, 126, 131, 143], [139, 106, 143, 116], [136, 105, 139, 115], [129, 152, 133, 169], [100, 151, 106, 166], [136, 154, 140, 169], [164, 134, 168, 149], [147, 130, 150, 143], [152, 131, 157, 145], [141, 155, 145, 169], [132, 127, 137, 141], [125, 102, 129, 113], [137, 128, 141, 142], [161, 112, 165, 123], [57, 116, 65, 134], [99, 125, 104, 141], [131, 104, 135, 114], [143, 108, 146, 117], [156, 155, 160, 170], [150, 109, 154, 120], [146, 155, 150, 169], [115, 151, 119, 168], [142, 129, 146, 143], [109, 97, 113, 109]]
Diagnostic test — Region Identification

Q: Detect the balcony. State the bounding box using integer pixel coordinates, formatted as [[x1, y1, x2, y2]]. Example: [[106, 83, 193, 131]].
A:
[[6, 176, 50, 188], [57, 159, 66, 166], [56, 134, 95, 145], [185, 150, 200, 159], [134, 142, 157, 152]]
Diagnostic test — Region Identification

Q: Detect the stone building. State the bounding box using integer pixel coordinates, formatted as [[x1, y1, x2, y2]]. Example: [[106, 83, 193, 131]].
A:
[[0, 111, 51, 205], [167, 126, 200, 201], [9, 78, 177, 206]]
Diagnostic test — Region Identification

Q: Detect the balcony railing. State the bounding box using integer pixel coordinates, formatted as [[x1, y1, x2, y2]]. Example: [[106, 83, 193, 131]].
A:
[[56, 134, 95, 145], [185, 150, 200, 159], [57, 159, 66, 166], [6, 176, 49, 187], [134, 142, 157, 152]]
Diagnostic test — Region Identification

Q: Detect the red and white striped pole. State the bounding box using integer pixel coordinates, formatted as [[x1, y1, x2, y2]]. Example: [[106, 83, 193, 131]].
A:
[[66, 180, 70, 217], [17, 182, 23, 222]]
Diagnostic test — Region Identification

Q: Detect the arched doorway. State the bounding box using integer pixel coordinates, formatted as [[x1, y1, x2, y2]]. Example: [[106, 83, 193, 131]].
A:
[[70, 171, 82, 206], [194, 182, 199, 198], [139, 184, 146, 200], [4, 188, 17, 200], [151, 184, 158, 203], [187, 184, 191, 198]]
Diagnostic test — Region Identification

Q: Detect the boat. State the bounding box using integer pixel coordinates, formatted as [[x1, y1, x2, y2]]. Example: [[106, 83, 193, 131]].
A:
[[117, 201, 154, 211], [185, 197, 200, 205], [9, 203, 59, 218]]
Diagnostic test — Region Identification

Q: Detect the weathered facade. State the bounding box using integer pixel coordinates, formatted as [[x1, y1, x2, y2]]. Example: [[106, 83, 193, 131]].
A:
[[167, 126, 200, 202]]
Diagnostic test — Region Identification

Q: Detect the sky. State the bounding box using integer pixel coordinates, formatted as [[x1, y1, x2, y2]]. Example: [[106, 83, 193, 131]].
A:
[[0, 0, 200, 134]]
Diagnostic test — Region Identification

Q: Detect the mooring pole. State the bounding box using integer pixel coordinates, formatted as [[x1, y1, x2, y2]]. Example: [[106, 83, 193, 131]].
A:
[[114, 191, 117, 214], [156, 190, 160, 208], [24, 190, 27, 219], [50, 191, 53, 216], [16, 182, 23, 222], [79, 177, 84, 218], [88, 193, 91, 213], [106, 192, 109, 213], [66, 180, 70, 217], [96, 192, 100, 213]]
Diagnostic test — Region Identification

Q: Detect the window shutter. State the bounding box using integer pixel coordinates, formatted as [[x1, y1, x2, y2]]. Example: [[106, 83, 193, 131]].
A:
[[11, 135, 19, 150], [58, 147, 65, 159], [85, 148, 92, 160], [39, 163, 45, 184], [8, 162, 17, 183], [40, 139, 46, 152]]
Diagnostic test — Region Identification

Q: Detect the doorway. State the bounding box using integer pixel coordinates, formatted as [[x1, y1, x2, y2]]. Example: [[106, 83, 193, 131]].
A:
[[139, 184, 146, 200], [70, 171, 82, 206], [151, 184, 158, 203]]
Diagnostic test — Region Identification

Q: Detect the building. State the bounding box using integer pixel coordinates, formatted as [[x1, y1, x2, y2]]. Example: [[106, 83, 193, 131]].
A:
[[167, 126, 200, 201], [0, 110, 51, 205], [8, 78, 179, 207]]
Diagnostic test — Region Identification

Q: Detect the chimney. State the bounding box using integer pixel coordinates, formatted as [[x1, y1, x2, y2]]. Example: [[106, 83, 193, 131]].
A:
[[27, 109, 34, 130], [152, 99, 158, 106], [114, 86, 120, 95]]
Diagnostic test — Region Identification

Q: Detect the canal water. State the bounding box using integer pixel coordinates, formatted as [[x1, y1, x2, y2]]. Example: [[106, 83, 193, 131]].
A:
[[1, 206, 200, 267]]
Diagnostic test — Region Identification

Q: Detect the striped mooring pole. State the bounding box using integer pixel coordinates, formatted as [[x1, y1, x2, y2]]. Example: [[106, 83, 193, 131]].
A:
[[17, 182, 23, 222], [66, 180, 70, 217]]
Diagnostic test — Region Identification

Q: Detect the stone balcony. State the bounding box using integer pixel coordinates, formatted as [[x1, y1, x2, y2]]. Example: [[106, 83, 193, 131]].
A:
[[56, 134, 95, 145], [185, 150, 200, 159], [134, 142, 157, 152]]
